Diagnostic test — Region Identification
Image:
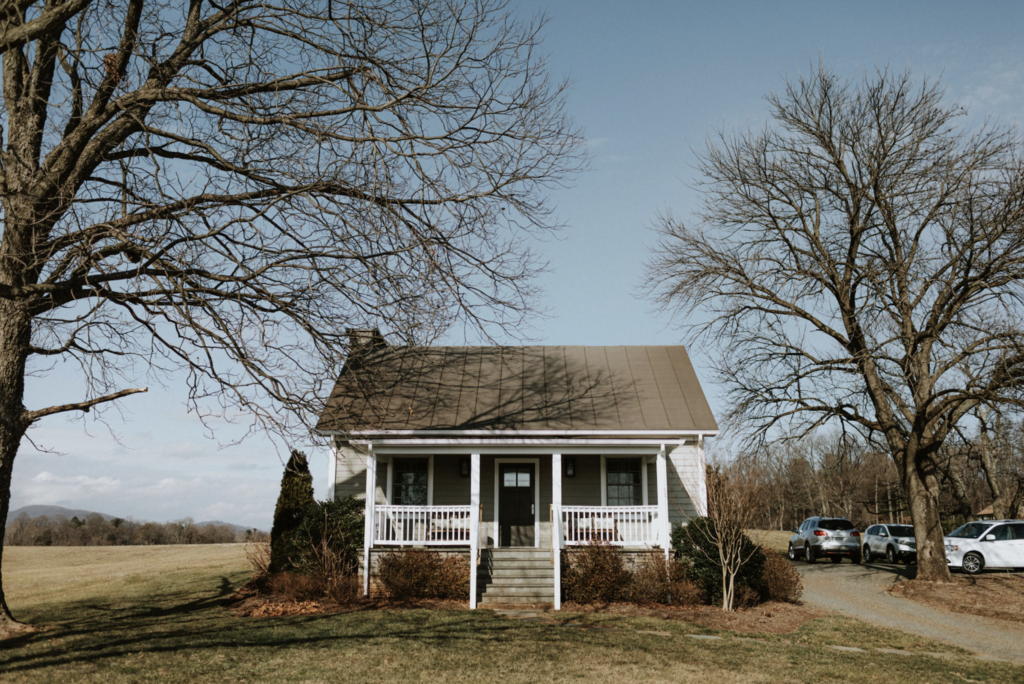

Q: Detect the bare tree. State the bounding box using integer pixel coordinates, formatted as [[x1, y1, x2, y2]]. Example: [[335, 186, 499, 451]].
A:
[[646, 64, 1024, 582], [681, 463, 766, 612], [0, 0, 583, 633]]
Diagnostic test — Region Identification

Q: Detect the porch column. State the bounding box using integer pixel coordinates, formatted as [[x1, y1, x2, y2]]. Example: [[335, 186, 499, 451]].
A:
[[657, 444, 670, 559], [552, 452, 562, 610], [327, 438, 338, 502], [469, 452, 481, 609], [363, 445, 376, 597]]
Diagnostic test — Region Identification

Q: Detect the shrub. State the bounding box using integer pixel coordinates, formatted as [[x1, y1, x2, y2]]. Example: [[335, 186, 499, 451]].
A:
[[671, 518, 766, 606], [377, 550, 470, 600], [270, 450, 316, 573], [266, 571, 326, 601], [291, 496, 364, 581], [563, 541, 630, 604], [762, 549, 802, 603], [624, 552, 673, 605], [326, 574, 360, 603], [246, 540, 272, 579]]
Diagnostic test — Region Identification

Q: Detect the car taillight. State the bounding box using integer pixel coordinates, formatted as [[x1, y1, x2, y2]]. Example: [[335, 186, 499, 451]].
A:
[[850, 531, 860, 537], [814, 530, 826, 536]]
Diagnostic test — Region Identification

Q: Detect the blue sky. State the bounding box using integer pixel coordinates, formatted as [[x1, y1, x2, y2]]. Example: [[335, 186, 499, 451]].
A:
[[12, 1, 1024, 529]]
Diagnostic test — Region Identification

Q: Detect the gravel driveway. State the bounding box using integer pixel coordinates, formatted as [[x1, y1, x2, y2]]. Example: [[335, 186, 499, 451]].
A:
[[797, 559, 1024, 664]]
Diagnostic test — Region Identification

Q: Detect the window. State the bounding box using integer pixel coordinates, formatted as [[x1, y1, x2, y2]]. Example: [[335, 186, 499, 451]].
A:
[[392, 458, 428, 505], [818, 519, 855, 531], [991, 525, 1012, 541], [866, 526, 877, 535], [948, 522, 992, 539], [1011, 524, 1024, 540], [606, 458, 642, 506]]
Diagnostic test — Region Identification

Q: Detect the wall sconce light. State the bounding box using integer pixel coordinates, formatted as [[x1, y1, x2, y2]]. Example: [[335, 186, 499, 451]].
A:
[[564, 457, 575, 478], [460, 457, 470, 477]]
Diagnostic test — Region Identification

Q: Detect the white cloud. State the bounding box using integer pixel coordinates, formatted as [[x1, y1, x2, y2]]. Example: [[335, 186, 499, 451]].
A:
[[23, 471, 122, 504]]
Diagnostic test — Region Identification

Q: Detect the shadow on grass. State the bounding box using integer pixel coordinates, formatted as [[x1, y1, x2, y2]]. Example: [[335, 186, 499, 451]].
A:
[[0, 578, 554, 676]]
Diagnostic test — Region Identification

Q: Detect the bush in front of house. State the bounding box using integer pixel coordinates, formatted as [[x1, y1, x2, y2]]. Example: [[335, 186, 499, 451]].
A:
[[291, 496, 364, 581], [377, 549, 470, 600], [563, 544, 702, 606], [563, 541, 631, 604], [270, 450, 316, 573], [671, 518, 767, 607], [762, 548, 803, 603]]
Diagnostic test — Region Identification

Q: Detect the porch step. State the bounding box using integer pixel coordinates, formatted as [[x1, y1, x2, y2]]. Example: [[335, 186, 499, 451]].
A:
[[487, 567, 554, 578], [477, 548, 556, 606], [479, 595, 556, 606], [478, 602, 555, 611], [487, 548, 552, 557]]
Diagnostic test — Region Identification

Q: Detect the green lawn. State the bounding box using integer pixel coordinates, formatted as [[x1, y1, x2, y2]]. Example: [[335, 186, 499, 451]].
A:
[[1, 545, 1021, 683]]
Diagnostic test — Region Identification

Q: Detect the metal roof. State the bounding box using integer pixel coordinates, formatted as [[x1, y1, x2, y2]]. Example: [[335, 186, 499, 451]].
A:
[[316, 345, 717, 434]]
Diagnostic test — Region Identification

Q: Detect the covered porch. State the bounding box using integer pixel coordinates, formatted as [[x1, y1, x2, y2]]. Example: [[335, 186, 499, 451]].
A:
[[347, 439, 706, 609]]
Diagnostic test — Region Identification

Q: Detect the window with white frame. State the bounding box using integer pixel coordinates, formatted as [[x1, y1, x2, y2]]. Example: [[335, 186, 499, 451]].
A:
[[606, 458, 642, 506], [392, 458, 428, 505]]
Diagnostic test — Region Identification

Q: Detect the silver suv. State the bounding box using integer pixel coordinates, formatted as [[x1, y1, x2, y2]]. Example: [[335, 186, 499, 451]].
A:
[[862, 523, 916, 564], [788, 517, 862, 564]]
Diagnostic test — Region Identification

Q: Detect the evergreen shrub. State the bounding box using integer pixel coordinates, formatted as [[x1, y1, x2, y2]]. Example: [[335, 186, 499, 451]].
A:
[[671, 517, 766, 605]]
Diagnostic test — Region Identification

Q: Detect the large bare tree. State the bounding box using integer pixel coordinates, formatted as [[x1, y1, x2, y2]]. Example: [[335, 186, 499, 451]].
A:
[[646, 65, 1024, 582], [0, 0, 583, 633]]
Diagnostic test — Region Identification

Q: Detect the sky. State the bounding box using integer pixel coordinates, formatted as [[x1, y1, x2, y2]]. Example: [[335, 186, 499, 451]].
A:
[[11, 1, 1024, 530]]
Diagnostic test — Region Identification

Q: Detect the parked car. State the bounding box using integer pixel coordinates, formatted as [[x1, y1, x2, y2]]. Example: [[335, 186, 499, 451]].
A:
[[944, 520, 1024, 575], [788, 517, 861, 564], [862, 523, 916, 564]]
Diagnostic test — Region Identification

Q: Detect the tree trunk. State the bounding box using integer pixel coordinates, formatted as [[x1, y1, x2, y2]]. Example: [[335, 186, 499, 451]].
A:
[[0, 300, 31, 635], [903, 450, 953, 582], [977, 426, 1006, 520]]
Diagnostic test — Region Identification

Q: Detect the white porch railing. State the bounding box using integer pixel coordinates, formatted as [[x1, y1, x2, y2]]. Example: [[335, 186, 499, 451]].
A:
[[372, 505, 474, 545], [561, 505, 660, 546]]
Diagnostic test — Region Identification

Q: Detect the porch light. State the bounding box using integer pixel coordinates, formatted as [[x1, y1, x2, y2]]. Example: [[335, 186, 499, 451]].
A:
[[460, 457, 470, 477], [565, 457, 575, 478]]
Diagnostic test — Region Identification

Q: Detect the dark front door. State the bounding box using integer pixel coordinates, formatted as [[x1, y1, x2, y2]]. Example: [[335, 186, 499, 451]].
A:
[[499, 463, 535, 547]]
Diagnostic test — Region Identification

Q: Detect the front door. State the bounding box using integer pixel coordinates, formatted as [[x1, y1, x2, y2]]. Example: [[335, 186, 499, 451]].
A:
[[499, 463, 535, 547]]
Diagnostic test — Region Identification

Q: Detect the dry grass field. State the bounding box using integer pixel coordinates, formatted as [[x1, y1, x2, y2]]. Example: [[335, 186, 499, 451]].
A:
[[1, 544, 1021, 683], [747, 529, 793, 554]]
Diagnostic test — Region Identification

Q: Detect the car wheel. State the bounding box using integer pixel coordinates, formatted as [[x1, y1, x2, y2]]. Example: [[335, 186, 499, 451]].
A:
[[886, 546, 897, 564], [805, 545, 816, 564], [788, 543, 797, 561], [962, 552, 984, 575], [863, 545, 872, 563], [831, 556, 842, 564]]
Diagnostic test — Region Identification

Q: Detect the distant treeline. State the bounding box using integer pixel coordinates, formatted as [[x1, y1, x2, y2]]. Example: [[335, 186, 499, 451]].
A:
[[4, 513, 268, 546]]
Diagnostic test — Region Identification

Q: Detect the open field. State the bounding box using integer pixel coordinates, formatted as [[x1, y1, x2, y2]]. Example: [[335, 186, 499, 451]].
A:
[[3, 545, 1023, 683], [748, 529, 793, 554]]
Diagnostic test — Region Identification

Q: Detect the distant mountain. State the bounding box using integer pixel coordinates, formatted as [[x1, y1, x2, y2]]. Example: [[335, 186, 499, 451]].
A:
[[7, 505, 116, 523], [7, 505, 260, 532], [195, 520, 258, 533]]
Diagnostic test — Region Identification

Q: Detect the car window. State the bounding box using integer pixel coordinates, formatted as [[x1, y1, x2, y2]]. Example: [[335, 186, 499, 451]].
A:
[[888, 525, 914, 537], [991, 525, 1012, 541], [1010, 523, 1024, 539], [877, 527, 888, 536], [866, 526, 876, 535], [948, 522, 992, 539], [818, 519, 855, 531]]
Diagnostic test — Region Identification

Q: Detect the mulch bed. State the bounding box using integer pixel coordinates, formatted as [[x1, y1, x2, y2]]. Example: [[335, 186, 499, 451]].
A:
[[889, 574, 1024, 625], [228, 577, 821, 633], [227, 581, 465, 617]]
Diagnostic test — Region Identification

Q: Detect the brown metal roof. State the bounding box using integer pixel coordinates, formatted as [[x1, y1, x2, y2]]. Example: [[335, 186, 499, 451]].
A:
[[315, 345, 718, 433]]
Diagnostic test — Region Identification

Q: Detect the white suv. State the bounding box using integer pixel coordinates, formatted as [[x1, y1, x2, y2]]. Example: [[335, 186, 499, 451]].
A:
[[944, 520, 1024, 575]]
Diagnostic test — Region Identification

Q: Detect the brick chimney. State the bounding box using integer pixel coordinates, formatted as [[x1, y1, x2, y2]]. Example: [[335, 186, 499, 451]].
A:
[[346, 328, 387, 355]]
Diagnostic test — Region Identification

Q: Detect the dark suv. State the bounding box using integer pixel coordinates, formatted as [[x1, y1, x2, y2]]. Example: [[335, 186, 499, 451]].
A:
[[788, 517, 862, 564]]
